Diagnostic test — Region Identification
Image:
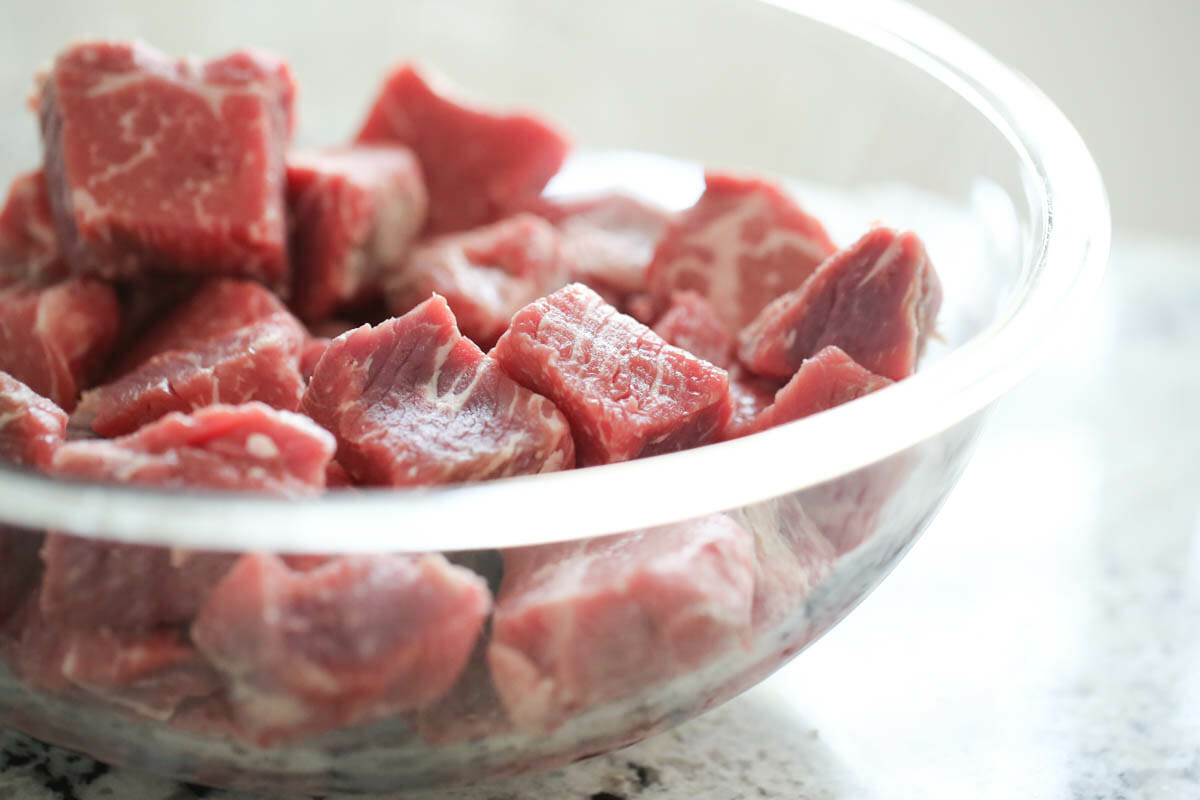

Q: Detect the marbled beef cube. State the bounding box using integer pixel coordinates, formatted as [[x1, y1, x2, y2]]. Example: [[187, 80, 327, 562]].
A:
[[286, 146, 427, 322], [38, 41, 294, 285], [531, 192, 672, 303], [191, 552, 491, 745], [491, 283, 732, 465], [302, 295, 574, 487], [0, 170, 66, 286], [77, 315, 306, 437], [738, 227, 942, 381], [646, 172, 836, 330], [40, 404, 334, 632], [488, 515, 755, 732], [725, 346, 892, 439], [0, 371, 68, 469], [355, 63, 567, 234], [386, 213, 570, 349], [0, 279, 120, 410]]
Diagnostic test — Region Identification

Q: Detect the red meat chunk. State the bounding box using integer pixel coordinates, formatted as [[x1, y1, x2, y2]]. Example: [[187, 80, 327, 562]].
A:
[[53, 402, 333, 493], [0, 527, 42, 626], [738, 227, 942, 381], [76, 315, 306, 437], [0, 170, 65, 286], [355, 63, 568, 234], [286, 146, 428, 321], [727, 346, 892, 439], [652, 291, 735, 368], [488, 515, 755, 732], [115, 279, 300, 375], [645, 172, 836, 331], [491, 283, 733, 466], [190, 552, 491, 745], [60, 627, 221, 719], [1, 598, 219, 719], [38, 535, 238, 633], [386, 213, 570, 349], [41, 404, 334, 631], [0, 279, 120, 410], [532, 192, 672, 302], [303, 296, 574, 486], [0, 371, 68, 469], [38, 40, 295, 284]]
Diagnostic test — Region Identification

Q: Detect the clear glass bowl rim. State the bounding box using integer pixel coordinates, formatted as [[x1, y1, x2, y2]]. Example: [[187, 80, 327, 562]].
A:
[[0, 0, 1110, 553]]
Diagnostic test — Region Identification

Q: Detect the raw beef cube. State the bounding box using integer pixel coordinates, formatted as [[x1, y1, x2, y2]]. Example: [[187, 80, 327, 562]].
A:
[[354, 63, 568, 234], [652, 291, 735, 368], [1, 598, 219, 718], [41, 404, 334, 631], [0, 371, 68, 469], [0, 170, 65, 285], [532, 192, 672, 300], [491, 283, 733, 466], [52, 403, 334, 495], [61, 628, 221, 720], [191, 552, 491, 745], [730, 346, 892, 438], [38, 40, 295, 284], [0, 526, 42, 626], [38, 534, 238, 632], [723, 367, 782, 441], [488, 515, 755, 732], [738, 227, 942, 381], [299, 337, 330, 383], [286, 146, 428, 321], [645, 172, 836, 330], [76, 316, 306, 437], [386, 213, 570, 348], [0, 279, 120, 410], [115, 279, 302, 375], [302, 295, 574, 486]]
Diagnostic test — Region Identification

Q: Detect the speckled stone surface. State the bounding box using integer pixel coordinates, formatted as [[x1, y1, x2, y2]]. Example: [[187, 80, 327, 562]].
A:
[[1, 234, 1197, 798]]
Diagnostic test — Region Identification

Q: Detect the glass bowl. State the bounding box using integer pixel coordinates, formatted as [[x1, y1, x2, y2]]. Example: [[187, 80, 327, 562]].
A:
[[0, 0, 1107, 792]]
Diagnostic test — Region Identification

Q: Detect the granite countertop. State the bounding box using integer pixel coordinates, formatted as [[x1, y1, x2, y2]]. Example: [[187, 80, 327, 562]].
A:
[[2, 233, 1197, 799]]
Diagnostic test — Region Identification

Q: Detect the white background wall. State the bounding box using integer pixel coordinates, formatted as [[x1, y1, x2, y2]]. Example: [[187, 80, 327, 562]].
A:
[[911, 0, 1199, 237]]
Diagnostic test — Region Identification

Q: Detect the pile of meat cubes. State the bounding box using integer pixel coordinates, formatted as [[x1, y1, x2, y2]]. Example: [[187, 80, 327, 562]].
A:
[[0, 41, 941, 745]]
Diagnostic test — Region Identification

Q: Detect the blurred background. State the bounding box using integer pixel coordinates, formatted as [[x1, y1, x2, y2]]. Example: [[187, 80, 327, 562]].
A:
[[912, 0, 1198, 237]]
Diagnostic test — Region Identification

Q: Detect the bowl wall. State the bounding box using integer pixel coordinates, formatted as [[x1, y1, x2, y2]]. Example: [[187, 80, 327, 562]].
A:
[[0, 0, 1107, 791]]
